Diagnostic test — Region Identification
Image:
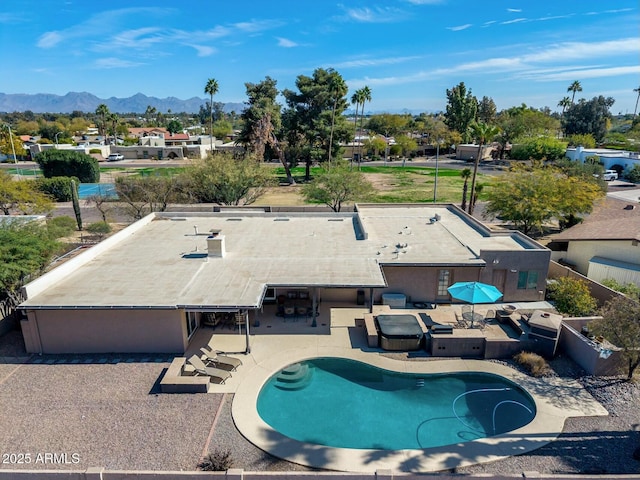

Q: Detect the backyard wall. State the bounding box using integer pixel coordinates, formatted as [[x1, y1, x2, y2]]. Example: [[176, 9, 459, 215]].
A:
[[548, 260, 620, 306], [559, 320, 623, 376]]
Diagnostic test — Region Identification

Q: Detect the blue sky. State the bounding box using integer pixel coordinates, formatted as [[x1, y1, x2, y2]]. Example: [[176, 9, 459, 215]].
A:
[[1, 0, 639, 114]]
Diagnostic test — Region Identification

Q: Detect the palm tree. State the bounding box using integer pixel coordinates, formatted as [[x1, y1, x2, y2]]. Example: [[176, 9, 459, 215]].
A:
[[471, 183, 484, 214], [567, 80, 582, 104], [107, 113, 119, 146], [633, 86, 640, 118], [558, 97, 572, 115], [95, 104, 109, 141], [358, 86, 372, 168], [460, 168, 471, 211], [467, 121, 500, 215], [351, 90, 362, 167], [327, 69, 347, 164], [204, 78, 219, 152]]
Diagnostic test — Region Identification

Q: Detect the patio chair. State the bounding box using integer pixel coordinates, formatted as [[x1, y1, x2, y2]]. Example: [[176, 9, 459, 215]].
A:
[[186, 355, 231, 384], [199, 346, 242, 371], [484, 309, 495, 321]]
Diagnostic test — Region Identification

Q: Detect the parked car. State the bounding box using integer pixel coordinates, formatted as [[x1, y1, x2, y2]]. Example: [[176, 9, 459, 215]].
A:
[[106, 153, 124, 162], [603, 170, 618, 181]]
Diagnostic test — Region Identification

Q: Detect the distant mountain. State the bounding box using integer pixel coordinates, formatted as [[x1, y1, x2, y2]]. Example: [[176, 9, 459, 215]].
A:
[[0, 92, 245, 114]]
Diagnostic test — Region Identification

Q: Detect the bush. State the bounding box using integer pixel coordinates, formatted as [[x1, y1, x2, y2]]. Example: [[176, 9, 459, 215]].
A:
[[89, 148, 102, 154], [197, 449, 233, 471], [85, 221, 112, 238], [624, 164, 640, 183], [510, 137, 567, 161], [34, 176, 79, 202], [547, 277, 597, 316], [46, 216, 77, 238], [35, 150, 100, 183], [514, 351, 551, 377]]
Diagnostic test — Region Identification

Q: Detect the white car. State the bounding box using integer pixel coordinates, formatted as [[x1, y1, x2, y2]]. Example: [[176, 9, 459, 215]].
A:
[[603, 170, 618, 181], [106, 153, 124, 162]]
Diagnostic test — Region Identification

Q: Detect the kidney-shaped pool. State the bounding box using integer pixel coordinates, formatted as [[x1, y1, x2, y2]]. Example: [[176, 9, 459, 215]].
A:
[[257, 357, 536, 450]]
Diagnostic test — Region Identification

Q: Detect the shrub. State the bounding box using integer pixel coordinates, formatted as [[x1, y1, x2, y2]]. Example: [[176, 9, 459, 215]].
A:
[[547, 277, 597, 316], [89, 148, 102, 154], [624, 164, 640, 183], [197, 449, 233, 471], [46, 216, 77, 238], [34, 176, 79, 202], [510, 137, 567, 161], [35, 150, 100, 183], [85, 221, 111, 239], [514, 351, 551, 377]]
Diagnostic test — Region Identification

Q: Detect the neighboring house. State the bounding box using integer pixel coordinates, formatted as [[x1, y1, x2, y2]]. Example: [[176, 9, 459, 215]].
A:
[[565, 146, 640, 173], [456, 144, 494, 161], [548, 197, 640, 287], [19, 204, 550, 354]]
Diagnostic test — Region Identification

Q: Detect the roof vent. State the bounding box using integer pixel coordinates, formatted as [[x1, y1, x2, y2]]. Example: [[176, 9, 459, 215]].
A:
[[207, 229, 225, 257]]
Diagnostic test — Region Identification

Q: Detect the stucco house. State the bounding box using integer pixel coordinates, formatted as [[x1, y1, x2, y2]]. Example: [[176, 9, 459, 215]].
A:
[[19, 204, 551, 354], [548, 197, 640, 287], [565, 146, 640, 174]]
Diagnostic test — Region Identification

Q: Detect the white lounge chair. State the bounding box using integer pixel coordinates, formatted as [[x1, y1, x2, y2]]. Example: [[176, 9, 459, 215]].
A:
[[199, 346, 242, 371], [186, 355, 231, 384]]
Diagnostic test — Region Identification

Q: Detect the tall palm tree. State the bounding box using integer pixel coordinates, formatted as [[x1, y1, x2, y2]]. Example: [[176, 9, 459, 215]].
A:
[[558, 97, 572, 115], [107, 112, 119, 146], [460, 168, 471, 211], [633, 86, 640, 118], [467, 121, 500, 215], [327, 69, 347, 164], [471, 183, 484, 214], [358, 86, 372, 168], [567, 80, 582, 104], [351, 90, 362, 167], [204, 78, 219, 152], [95, 104, 109, 141]]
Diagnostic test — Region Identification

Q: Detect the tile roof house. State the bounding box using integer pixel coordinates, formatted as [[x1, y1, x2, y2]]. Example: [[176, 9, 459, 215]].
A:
[[548, 197, 640, 286]]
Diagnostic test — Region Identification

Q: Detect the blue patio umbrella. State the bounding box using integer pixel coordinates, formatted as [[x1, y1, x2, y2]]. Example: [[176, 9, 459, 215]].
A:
[[447, 282, 503, 323]]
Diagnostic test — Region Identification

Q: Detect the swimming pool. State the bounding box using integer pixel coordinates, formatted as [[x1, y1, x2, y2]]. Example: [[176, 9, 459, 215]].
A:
[[257, 357, 536, 450], [78, 183, 117, 199]]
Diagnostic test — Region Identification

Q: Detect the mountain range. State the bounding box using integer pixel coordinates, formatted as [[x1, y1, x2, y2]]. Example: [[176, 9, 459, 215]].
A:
[[0, 92, 246, 114]]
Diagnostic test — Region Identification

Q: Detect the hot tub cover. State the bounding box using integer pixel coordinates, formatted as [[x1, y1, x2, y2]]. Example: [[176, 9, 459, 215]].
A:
[[375, 314, 423, 339]]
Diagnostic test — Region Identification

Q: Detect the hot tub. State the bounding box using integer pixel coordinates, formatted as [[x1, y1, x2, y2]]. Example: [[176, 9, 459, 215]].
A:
[[375, 314, 424, 351]]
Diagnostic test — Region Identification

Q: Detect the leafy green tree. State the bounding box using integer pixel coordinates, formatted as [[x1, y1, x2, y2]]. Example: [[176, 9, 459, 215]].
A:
[[563, 96, 615, 143], [282, 68, 353, 180], [366, 113, 411, 137], [0, 170, 53, 215], [363, 136, 387, 159], [567, 80, 583, 104], [548, 277, 597, 317], [34, 176, 79, 202], [467, 121, 500, 214], [624, 164, 640, 183], [35, 150, 100, 183], [444, 82, 477, 142], [183, 153, 273, 206], [601, 279, 640, 302], [394, 135, 418, 158], [509, 137, 567, 162], [0, 128, 25, 160], [301, 161, 373, 212], [590, 296, 640, 380], [167, 119, 183, 135], [115, 175, 187, 220], [484, 167, 604, 234], [565, 133, 596, 148], [0, 222, 62, 299], [212, 120, 233, 141], [237, 77, 293, 183], [205, 78, 219, 150], [477, 96, 497, 123]]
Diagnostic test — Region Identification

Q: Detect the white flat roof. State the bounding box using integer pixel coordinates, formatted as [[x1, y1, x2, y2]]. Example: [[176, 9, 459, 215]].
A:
[[21, 205, 544, 309]]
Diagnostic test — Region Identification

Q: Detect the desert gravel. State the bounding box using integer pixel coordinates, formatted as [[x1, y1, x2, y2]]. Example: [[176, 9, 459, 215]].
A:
[[1, 331, 638, 475]]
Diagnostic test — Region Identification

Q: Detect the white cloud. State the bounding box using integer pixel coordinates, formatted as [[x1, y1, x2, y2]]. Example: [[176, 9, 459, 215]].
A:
[[501, 18, 527, 25], [405, 0, 443, 4], [189, 45, 216, 57], [93, 58, 144, 69], [519, 65, 640, 82], [522, 38, 639, 63], [507, 8, 522, 12], [277, 37, 298, 48], [339, 6, 405, 23], [37, 31, 63, 48], [332, 55, 423, 69], [447, 24, 472, 31]]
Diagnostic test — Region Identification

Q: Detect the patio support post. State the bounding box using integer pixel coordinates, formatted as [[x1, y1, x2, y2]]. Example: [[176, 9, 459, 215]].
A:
[[244, 310, 251, 354], [369, 288, 374, 313]]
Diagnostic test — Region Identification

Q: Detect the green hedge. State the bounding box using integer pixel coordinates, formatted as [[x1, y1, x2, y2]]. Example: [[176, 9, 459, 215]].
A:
[[34, 176, 80, 202], [35, 150, 100, 183]]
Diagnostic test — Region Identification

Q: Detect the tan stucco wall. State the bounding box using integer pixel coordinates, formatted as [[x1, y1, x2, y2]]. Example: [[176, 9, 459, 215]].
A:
[[565, 240, 640, 276], [21, 308, 186, 354]]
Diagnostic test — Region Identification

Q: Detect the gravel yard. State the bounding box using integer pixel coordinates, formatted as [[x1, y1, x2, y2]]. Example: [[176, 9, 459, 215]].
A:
[[0, 330, 638, 475]]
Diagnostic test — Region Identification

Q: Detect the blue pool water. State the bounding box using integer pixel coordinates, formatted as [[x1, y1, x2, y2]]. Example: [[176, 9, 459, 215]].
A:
[[78, 183, 117, 199], [257, 358, 536, 450]]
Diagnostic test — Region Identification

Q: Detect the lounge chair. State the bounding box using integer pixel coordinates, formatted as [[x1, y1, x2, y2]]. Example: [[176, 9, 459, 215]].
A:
[[199, 346, 242, 371], [186, 355, 231, 384]]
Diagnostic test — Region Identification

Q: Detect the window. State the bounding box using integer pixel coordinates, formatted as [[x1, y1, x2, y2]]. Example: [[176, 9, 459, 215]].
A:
[[517, 271, 539, 289], [186, 311, 198, 338], [437, 270, 451, 296]]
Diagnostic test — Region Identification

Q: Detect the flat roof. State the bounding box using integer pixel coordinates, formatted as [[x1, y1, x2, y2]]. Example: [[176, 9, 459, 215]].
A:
[[21, 204, 544, 310]]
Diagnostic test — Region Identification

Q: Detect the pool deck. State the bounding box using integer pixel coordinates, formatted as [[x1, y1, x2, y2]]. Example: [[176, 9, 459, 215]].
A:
[[191, 305, 609, 473]]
